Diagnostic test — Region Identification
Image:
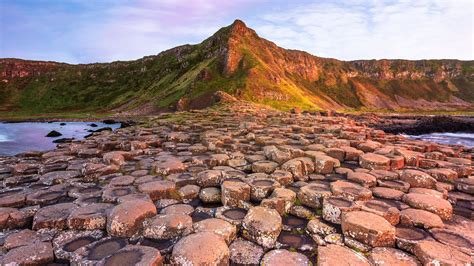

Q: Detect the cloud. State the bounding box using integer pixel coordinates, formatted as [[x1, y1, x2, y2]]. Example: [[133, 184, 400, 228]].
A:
[[0, 0, 472, 62], [0, 0, 260, 63], [252, 0, 473, 60]]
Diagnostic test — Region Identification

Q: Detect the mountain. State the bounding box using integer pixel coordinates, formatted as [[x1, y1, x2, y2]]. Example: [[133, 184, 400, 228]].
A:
[[1, 20, 473, 114]]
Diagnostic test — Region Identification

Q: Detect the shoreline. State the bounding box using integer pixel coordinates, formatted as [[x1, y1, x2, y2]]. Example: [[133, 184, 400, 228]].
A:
[[350, 114, 474, 135]]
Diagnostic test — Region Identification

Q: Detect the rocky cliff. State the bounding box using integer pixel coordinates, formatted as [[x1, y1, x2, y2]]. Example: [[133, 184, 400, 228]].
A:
[[1, 20, 473, 114]]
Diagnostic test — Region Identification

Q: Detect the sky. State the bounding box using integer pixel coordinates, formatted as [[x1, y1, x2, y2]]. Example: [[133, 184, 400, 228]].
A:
[[1, 0, 473, 63]]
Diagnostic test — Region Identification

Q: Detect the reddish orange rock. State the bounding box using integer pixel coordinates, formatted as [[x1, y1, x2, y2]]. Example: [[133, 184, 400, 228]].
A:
[[400, 169, 436, 189], [403, 193, 453, 220], [341, 211, 396, 247], [359, 153, 391, 170]]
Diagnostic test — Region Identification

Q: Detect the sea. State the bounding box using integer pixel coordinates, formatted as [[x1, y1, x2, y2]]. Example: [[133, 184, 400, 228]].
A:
[[0, 122, 121, 156], [406, 132, 474, 148]]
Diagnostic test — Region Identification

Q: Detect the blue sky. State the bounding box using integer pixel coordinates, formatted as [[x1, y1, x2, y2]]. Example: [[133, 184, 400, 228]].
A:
[[1, 0, 472, 63]]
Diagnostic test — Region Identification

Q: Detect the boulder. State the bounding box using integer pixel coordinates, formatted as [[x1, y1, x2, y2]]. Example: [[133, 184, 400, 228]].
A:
[[32, 203, 77, 230], [221, 180, 251, 208], [413, 240, 471, 265], [368, 247, 420, 266], [242, 206, 282, 249], [317, 244, 371, 266], [261, 249, 310, 266], [143, 213, 193, 239], [229, 238, 264, 265], [402, 193, 453, 220], [281, 157, 314, 181], [359, 153, 391, 170], [107, 199, 157, 237], [400, 170, 436, 189], [171, 232, 230, 265], [341, 211, 395, 247], [193, 218, 237, 244]]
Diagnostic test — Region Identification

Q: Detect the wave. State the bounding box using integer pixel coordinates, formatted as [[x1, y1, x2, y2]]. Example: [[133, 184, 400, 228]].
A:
[[405, 132, 474, 147], [0, 134, 10, 142]]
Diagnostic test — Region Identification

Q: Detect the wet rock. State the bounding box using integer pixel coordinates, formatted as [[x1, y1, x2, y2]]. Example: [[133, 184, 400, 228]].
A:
[[402, 193, 452, 220], [52, 230, 104, 261], [138, 180, 177, 201], [307, 152, 339, 174], [307, 218, 336, 236], [221, 180, 251, 208], [0, 206, 36, 230], [322, 196, 359, 224], [317, 244, 370, 266], [46, 130, 62, 137], [368, 247, 420, 266], [171, 232, 229, 265], [1, 241, 54, 265], [357, 199, 400, 225], [251, 160, 278, 174], [199, 187, 221, 203], [71, 237, 128, 263], [297, 182, 332, 209], [371, 187, 405, 200], [249, 178, 280, 201], [409, 187, 446, 199], [359, 153, 391, 170], [289, 205, 316, 219], [32, 203, 77, 230], [178, 184, 200, 200], [103, 245, 163, 266], [377, 179, 410, 193], [347, 171, 377, 187], [344, 236, 372, 253], [413, 240, 471, 265], [229, 238, 263, 265], [428, 168, 458, 182], [152, 157, 186, 176], [270, 170, 293, 185], [193, 218, 237, 244], [261, 249, 310, 266], [454, 177, 474, 194], [395, 226, 432, 253], [276, 231, 315, 251], [196, 169, 222, 187], [3, 229, 40, 250], [102, 186, 137, 202], [26, 185, 69, 206], [269, 187, 296, 213], [0, 188, 27, 208], [400, 169, 436, 189], [330, 180, 373, 201], [107, 199, 157, 237], [68, 203, 112, 230], [342, 211, 395, 247], [429, 228, 473, 255], [109, 175, 135, 186], [215, 207, 247, 226], [281, 157, 314, 181], [143, 213, 193, 240], [242, 206, 282, 249]]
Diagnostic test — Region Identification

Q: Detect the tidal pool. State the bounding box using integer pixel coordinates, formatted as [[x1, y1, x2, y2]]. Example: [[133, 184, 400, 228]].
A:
[[0, 122, 121, 156]]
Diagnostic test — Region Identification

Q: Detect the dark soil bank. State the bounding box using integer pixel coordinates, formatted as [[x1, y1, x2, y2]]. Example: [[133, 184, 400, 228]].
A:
[[363, 115, 474, 135]]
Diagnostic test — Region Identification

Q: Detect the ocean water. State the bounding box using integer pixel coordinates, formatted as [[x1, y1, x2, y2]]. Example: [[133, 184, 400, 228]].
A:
[[0, 122, 121, 156], [406, 132, 474, 148]]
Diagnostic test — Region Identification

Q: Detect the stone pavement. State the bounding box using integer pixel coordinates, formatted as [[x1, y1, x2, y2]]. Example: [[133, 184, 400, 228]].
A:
[[0, 102, 472, 265]]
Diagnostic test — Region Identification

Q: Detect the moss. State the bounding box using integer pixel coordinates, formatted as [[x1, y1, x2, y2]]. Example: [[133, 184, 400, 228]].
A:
[[314, 208, 323, 216], [294, 198, 303, 206]]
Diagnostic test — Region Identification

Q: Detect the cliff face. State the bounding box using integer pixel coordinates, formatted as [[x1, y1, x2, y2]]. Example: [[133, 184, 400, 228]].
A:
[[1, 20, 473, 114]]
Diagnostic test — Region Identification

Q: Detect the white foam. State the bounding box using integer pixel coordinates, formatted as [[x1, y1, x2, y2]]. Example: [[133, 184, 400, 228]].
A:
[[0, 134, 9, 142]]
